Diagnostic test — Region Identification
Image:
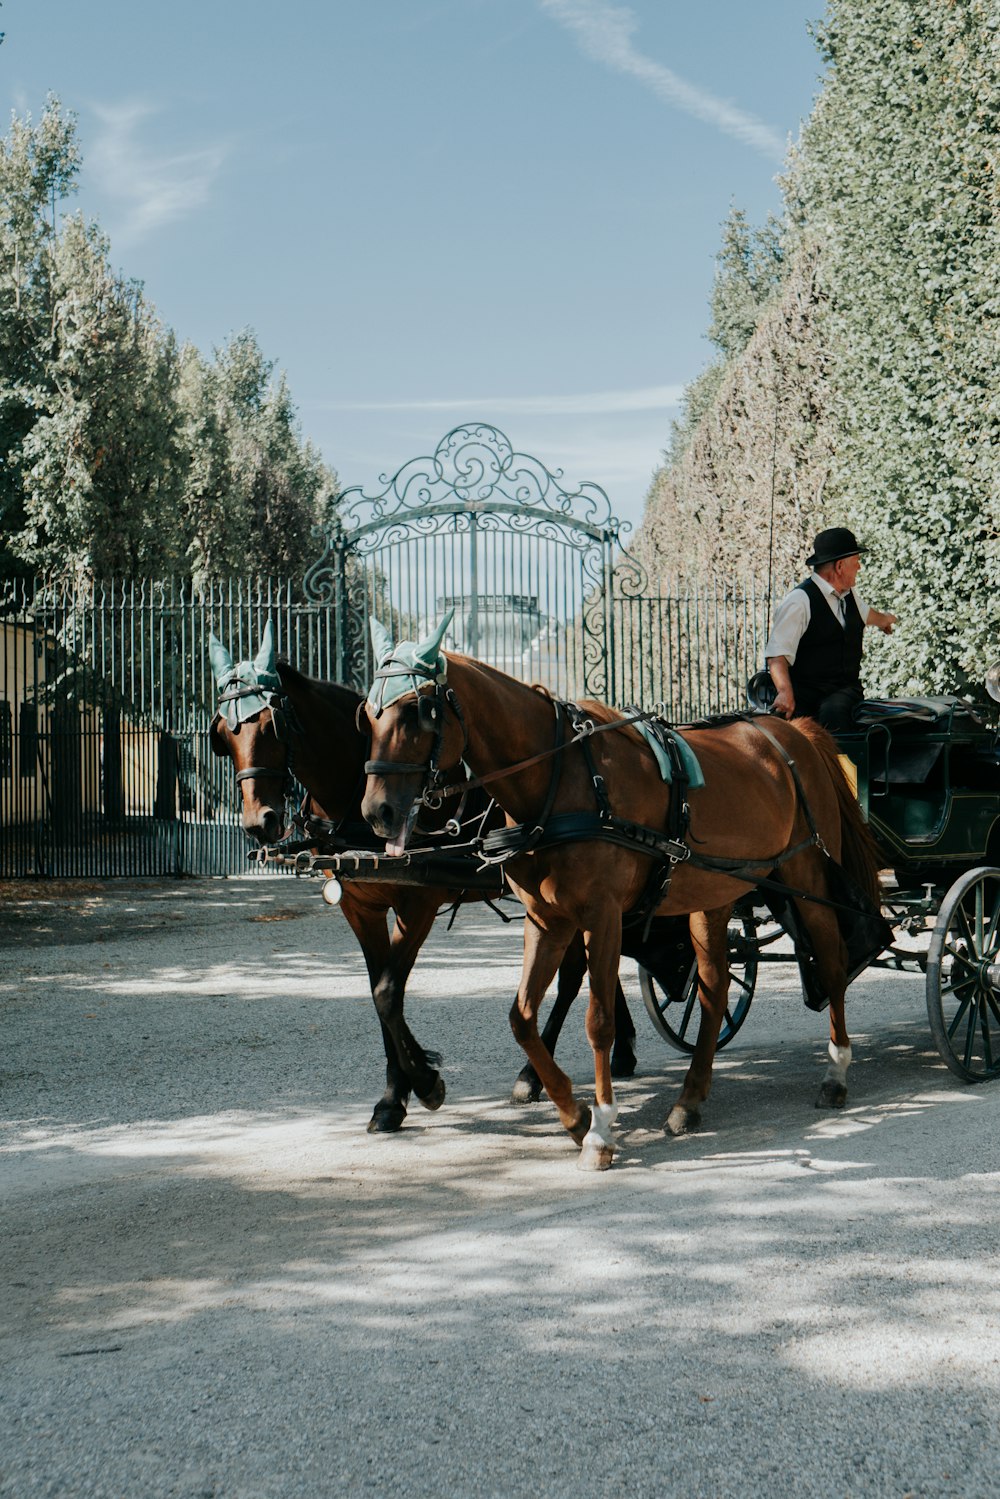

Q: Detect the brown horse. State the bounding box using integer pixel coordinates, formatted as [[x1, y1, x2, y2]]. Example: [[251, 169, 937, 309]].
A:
[[207, 628, 637, 1133], [362, 618, 884, 1170]]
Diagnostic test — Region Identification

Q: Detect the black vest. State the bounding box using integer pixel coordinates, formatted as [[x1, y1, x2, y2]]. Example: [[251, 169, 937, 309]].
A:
[[788, 578, 864, 711]]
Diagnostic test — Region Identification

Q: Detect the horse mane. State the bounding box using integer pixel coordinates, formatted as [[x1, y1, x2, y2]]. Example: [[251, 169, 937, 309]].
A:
[[791, 716, 886, 899], [276, 658, 362, 711]]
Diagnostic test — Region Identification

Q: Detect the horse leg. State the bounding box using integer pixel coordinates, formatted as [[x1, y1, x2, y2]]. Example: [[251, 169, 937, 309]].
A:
[[665, 906, 732, 1136], [578, 911, 624, 1171], [511, 936, 637, 1104], [373, 891, 447, 1112], [338, 895, 413, 1133], [611, 975, 638, 1079], [509, 917, 593, 1147], [796, 899, 852, 1109], [511, 931, 586, 1104]]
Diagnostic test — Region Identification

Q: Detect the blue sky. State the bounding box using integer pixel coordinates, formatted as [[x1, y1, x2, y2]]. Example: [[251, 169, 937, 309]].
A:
[[5, 1, 826, 535]]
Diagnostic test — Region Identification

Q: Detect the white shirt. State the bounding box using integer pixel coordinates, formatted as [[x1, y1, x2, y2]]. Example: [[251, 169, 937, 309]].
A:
[[764, 573, 870, 666]]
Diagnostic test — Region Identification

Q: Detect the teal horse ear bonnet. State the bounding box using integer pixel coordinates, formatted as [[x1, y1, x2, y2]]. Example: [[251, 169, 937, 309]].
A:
[[209, 619, 283, 729], [366, 610, 454, 715]]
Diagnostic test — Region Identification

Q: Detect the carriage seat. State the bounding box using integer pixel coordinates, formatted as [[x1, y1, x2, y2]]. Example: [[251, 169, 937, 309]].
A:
[[853, 696, 984, 729], [843, 696, 986, 788]]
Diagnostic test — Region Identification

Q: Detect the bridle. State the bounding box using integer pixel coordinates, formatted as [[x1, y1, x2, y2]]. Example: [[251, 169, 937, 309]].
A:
[[364, 655, 469, 811], [215, 672, 299, 808]]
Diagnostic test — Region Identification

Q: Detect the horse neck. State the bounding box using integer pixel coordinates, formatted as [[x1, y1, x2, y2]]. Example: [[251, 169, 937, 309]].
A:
[[447, 655, 562, 822], [282, 675, 368, 817]]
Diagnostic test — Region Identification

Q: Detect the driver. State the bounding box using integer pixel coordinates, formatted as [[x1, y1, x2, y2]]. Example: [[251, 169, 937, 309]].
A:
[[764, 527, 897, 733]]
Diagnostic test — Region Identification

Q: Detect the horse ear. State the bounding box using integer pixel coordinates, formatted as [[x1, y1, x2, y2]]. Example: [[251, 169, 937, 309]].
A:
[[253, 620, 277, 676], [369, 616, 395, 665], [413, 608, 455, 672], [208, 634, 235, 687]]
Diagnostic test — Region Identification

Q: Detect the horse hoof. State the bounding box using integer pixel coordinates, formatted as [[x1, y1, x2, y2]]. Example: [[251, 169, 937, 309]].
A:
[[367, 1103, 407, 1133], [664, 1104, 700, 1136], [567, 1105, 593, 1147], [610, 1047, 637, 1080], [816, 1081, 847, 1110], [510, 1073, 543, 1105], [578, 1142, 615, 1171], [417, 1075, 446, 1112]]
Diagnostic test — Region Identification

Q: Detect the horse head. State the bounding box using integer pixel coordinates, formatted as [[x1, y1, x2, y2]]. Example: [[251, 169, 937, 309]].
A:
[[208, 621, 294, 844], [361, 611, 462, 849]]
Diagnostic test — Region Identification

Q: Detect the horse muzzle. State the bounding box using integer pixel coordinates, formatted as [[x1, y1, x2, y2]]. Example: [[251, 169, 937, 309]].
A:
[[242, 805, 287, 845], [362, 786, 420, 850]]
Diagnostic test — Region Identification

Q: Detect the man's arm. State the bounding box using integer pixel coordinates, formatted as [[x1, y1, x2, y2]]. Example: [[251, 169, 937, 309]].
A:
[[766, 655, 795, 719], [866, 607, 897, 635]]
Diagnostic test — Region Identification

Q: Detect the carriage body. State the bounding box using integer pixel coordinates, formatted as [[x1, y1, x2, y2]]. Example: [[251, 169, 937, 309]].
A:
[[837, 697, 1000, 882]]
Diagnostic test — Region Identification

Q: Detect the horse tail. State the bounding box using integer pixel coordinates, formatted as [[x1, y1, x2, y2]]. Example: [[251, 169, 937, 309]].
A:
[[793, 718, 885, 902]]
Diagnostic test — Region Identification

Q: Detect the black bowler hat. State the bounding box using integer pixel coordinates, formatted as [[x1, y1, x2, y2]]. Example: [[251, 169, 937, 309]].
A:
[[806, 526, 867, 568]]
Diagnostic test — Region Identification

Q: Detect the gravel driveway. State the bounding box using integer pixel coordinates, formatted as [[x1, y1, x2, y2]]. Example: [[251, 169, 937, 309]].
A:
[[2, 874, 999, 1499]]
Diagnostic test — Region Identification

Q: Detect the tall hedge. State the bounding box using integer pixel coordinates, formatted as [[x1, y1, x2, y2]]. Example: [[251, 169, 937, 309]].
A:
[[792, 0, 999, 697], [640, 0, 999, 699]]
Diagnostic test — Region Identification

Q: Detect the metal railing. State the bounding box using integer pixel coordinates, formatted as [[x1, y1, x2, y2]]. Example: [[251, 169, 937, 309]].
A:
[[0, 573, 779, 878]]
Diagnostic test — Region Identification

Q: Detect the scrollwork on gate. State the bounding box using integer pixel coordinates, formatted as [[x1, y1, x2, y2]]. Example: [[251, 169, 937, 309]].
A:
[[303, 423, 644, 700]]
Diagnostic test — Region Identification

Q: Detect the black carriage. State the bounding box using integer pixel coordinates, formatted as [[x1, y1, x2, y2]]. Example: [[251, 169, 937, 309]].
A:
[[640, 686, 1000, 1084]]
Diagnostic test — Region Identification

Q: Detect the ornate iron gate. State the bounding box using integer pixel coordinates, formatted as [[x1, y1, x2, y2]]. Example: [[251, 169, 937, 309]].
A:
[[303, 424, 630, 702]]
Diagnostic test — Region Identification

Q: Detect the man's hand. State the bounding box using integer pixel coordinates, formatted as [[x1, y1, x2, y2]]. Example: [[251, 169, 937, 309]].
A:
[[766, 656, 795, 719], [868, 609, 897, 635], [772, 686, 796, 719]]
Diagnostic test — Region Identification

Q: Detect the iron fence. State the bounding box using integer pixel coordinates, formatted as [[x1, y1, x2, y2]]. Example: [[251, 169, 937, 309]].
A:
[[0, 572, 780, 879], [0, 577, 334, 879]]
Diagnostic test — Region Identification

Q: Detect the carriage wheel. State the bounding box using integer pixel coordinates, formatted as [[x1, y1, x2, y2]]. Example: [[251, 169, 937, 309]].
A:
[[926, 866, 1000, 1083], [639, 913, 759, 1055]]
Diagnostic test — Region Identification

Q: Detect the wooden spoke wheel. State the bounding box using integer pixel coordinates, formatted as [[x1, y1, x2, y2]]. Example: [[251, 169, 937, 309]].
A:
[[639, 913, 759, 1055], [926, 866, 1000, 1083]]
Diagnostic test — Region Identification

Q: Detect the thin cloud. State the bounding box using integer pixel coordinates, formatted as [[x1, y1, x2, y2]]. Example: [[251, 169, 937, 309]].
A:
[[318, 385, 685, 417], [540, 0, 787, 160], [88, 101, 226, 247]]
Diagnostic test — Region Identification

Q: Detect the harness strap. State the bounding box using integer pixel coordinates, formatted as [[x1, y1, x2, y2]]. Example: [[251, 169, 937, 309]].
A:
[[432, 703, 659, 801], [480, 810, 690, 865], [365, 759, 428, 776]]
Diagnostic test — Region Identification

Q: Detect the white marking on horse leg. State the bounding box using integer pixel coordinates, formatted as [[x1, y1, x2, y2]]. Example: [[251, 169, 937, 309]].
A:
[[578, 1096, 619, 1170], [823, 1041, 852, 1088], [582, 1098, 619, 1152]]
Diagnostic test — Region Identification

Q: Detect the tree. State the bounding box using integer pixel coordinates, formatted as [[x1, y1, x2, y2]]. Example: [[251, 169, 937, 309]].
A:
[[179, 329, 339, 581], [11, 216, 186, 576], [0, 96, 80, 580], [0, 101, 341, 583], [667, 207, 785, 464]]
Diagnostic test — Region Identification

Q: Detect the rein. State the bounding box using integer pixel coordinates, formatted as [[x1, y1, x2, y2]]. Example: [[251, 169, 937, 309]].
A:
[[365, 649, 664, 804]]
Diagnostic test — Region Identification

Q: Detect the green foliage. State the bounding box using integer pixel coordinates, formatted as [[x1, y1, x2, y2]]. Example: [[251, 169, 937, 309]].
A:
[[179, 330, 340, 581], [639, 247, 832, 585], [0, 95, 81, 580], [0, 100, 340, 583], [667, 208, 785, 466], [642, 1, 999, 700], [11, 217, 186, 575], [793, 0, 999, 697], [707, 208, 785, 362]]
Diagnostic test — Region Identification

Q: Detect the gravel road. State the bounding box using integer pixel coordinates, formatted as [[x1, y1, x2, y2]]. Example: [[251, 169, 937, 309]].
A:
[[2, 874, 1000, 1499]]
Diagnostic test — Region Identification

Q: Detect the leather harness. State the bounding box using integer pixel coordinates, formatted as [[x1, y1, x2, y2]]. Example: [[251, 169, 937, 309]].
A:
[[364, 653, 841, 934]]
